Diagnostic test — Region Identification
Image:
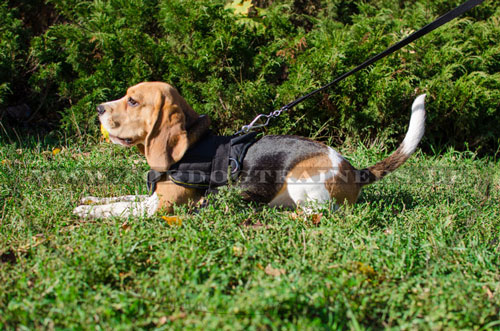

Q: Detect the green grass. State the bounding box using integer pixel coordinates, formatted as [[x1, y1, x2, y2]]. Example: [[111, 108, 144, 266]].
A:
[[1, 137, 499, 329]]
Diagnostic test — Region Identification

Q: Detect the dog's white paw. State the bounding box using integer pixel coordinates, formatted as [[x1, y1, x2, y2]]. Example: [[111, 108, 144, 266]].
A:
[[73, 204, 94, 218]]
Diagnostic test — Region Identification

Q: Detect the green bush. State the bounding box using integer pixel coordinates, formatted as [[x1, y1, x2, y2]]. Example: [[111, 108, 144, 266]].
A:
[[0, 2, 26, 105], [1, 0, 499, 152]]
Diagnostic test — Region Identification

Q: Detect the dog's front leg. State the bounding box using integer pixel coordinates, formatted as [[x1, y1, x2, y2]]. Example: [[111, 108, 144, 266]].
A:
[[73, 193, 159, 219]]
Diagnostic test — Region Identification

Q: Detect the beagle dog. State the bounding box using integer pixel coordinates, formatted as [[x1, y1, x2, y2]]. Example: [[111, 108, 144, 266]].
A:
[[73, 82, 426, 218]]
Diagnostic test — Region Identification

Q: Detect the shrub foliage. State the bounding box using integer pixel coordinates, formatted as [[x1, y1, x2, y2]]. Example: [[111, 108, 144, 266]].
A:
[[1, 0, 499, 152]]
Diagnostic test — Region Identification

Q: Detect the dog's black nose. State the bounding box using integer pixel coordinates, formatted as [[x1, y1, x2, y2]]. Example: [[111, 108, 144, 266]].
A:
[[97, 105, 106, 116]]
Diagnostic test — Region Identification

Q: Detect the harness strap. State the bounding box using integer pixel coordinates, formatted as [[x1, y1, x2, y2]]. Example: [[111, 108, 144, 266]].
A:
[[209, 136, 232, 192], [147, 170, 163, 195]]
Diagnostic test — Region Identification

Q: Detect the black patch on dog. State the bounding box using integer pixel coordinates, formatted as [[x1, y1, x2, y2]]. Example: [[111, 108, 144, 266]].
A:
[[238, 135, 328, 203]]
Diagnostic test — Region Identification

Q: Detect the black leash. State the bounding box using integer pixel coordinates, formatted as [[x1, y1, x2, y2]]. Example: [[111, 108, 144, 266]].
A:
[[238, 0, 485, 134]]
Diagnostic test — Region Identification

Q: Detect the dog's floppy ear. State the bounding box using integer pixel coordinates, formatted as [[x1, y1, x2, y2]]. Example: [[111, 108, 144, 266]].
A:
[[144, 88, 189, 172]]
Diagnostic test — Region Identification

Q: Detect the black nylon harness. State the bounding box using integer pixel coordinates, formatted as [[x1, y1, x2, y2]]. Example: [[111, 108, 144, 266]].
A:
[[147, 131, 257, 194]]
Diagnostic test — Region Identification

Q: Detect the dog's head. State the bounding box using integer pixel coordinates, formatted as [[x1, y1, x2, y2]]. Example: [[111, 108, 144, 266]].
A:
[[97, 82, 206, 171]]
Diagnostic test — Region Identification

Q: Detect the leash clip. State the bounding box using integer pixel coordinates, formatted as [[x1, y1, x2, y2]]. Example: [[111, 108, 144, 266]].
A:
[[241, 113, 272, 132], [238, 106, 287, 134]]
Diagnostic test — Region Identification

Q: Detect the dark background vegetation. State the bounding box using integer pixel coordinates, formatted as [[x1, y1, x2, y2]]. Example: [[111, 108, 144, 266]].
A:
[[0, 0, 499, 153]]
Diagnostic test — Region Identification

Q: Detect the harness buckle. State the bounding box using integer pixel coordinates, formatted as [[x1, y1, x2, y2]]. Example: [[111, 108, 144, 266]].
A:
[[228, 157, 239, 174]]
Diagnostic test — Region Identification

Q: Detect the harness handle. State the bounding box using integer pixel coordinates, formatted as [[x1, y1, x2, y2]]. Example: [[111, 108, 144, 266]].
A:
[[236, 0, 484, 134]]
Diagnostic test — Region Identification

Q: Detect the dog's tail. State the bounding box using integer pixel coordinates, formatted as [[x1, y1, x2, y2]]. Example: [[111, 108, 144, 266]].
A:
[[357, 94, 426, 186]]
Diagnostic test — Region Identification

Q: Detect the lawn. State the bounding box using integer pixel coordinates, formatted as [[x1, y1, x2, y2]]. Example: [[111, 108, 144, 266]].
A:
[[1, 136, 499, 329]]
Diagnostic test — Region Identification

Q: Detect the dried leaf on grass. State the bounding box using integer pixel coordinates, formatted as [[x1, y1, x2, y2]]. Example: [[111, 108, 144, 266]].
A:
[[232, 245, 244, 257], [310, 213, 322, 226], [157, 312, 187, 326], [162, 216, 182, 226], [121, 221, 131, 231], [288, 211, 303, 221], [354, 262, 377, 278], [289, 211, 322, 226], [265, 264, 286, 277], [119, 272, 132, 279], [71, 152, 90, 159], [483, 285, 494, 300]]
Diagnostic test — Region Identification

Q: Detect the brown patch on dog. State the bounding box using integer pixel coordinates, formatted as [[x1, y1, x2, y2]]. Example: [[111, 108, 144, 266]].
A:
[[155, 179, 204, 213], [359, 146, 409, 186], [144, 85, 189, 171], [325, 159, 360, 205], [135, 113, 210, 158], [287, 154, 332, 180]]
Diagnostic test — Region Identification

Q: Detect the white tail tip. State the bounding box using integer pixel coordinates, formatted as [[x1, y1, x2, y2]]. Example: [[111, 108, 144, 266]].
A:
[[401, 94, 426, 155]]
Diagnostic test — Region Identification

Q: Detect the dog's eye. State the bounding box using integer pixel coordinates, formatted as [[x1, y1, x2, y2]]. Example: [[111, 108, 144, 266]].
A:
[[127, 97, 139, 107]]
